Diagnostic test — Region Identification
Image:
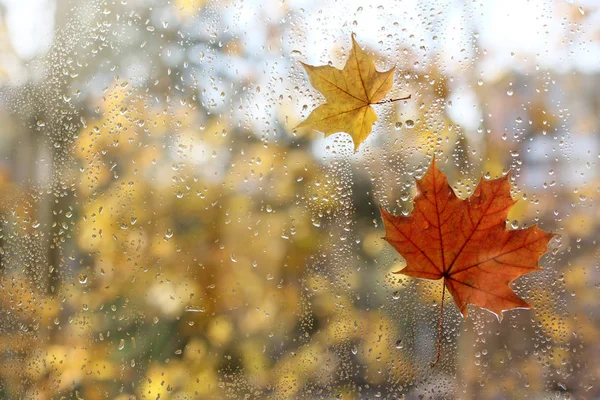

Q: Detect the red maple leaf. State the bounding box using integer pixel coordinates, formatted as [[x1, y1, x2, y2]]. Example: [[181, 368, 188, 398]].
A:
[[380, 158, 554, 365]]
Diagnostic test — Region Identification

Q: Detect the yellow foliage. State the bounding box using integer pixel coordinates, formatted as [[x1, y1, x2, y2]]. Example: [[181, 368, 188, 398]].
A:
[[207, 315, 234, 346], [174, 0, 206, 19]]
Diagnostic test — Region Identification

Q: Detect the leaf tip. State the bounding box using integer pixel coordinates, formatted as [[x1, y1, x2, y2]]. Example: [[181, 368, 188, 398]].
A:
[[378, 204, 389, 217], [495, 312, 503, 323], [298, 61, 312, 72], [430, 154, 437, 168]]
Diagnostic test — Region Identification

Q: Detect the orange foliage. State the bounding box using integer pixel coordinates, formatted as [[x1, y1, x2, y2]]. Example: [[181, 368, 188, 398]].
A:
[[381, 158, 554, 318]]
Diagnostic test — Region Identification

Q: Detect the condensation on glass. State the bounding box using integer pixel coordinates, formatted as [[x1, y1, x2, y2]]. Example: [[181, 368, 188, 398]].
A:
[[0, 0, 597, 398]]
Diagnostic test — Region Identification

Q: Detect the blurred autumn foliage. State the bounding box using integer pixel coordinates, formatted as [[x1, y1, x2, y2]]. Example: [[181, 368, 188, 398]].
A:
[[0, 1, 598, 399]]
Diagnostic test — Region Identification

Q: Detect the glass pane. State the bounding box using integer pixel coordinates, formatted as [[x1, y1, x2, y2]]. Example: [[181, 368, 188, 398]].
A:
[[0, 0, 597, 398]]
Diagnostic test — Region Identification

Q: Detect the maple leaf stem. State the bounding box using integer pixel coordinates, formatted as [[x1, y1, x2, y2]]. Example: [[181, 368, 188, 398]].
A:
[[430, 279, 446, 368], [375, 94, 411, 104]]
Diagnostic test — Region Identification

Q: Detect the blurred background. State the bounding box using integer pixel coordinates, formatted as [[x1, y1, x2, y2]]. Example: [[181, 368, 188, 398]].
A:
[[0, 0, 598, 398]]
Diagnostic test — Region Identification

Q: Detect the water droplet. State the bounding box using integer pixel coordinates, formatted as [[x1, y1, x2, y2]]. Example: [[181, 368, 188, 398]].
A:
[[185, 305, 205, 313]]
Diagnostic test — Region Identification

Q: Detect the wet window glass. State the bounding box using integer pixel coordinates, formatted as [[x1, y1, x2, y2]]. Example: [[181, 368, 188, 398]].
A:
[[0, 1, 597, 398]]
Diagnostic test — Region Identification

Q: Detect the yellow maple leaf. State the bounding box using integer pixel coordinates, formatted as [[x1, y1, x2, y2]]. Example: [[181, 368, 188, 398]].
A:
[[297, 34, 408, 152]]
